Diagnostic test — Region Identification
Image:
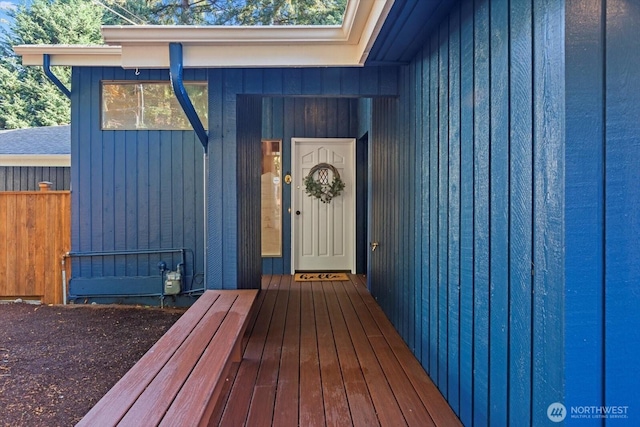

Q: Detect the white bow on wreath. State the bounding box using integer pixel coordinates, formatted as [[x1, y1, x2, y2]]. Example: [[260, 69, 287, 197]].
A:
[[303, 163, 345, 204]]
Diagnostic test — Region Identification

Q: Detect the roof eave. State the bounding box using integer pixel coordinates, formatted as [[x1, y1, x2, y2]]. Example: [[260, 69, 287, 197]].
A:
[[15, 45, 122, 67], [13, 0, 394, 68]]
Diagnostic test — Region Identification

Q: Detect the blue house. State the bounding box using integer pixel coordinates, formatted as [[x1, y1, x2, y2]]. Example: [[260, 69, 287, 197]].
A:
[[15, 0, 639, 425]]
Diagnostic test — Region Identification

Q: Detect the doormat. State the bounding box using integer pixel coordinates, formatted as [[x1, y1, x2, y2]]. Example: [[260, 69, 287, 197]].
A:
[[294, 272, 349, 282]]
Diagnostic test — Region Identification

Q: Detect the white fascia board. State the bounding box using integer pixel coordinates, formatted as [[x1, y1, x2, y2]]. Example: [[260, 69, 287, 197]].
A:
[[0, 154, 71, 167], [14, 45, 122, 66], [102, 25, 347, 45], [120, 43, 364, 68]]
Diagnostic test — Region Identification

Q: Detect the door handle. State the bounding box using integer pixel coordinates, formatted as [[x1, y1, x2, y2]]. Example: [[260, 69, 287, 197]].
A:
[[370, 242, 379, 252], [295, 210, 301, 215]]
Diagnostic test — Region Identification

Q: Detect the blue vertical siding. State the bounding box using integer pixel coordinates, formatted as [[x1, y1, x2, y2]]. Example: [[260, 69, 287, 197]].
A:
[[472, 1, 491, 423], [531, 0, 566, 421], [458, 0, 474, 424], [508, 0, 534, 424], [368, 0, 566, 425], [64, 0, 640, 424], [68, 16, 399, 292], [69, 67, 206, 298], [370, 97, 400, 324], [411, 47, 423, 362], [237, 96, 263, 289], [437, 19, 450, 398], [205, 67, 398, 289], [604, 0, 640, 415], [565, 1, 605, 422], [488, 0, 509, 424], [565, 0, 640, 422], [202, 66, 397, 287], [260, 97, 360, 275], [0, 167, 70, 191], [355, 132, 369, 278], [447, 6, 462, 414]]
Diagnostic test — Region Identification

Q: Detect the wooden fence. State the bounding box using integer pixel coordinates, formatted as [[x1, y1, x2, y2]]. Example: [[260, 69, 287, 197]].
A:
[[0, 189, 70, 304]]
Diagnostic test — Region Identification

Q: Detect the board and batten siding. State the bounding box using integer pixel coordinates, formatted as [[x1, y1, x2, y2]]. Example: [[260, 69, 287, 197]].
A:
[[206, 67, 398, 289], [368, 0, 565, 425], [69, 67, 206, 298], [0, 166, 70, 191], [237, 96, 263, 289], [69, 66, 396, 295], [566, 0, 640, 421]]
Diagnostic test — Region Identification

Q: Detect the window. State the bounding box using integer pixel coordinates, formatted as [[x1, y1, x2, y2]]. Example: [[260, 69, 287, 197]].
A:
[[101, 81, 208, 130], [261, 140, 282, 257]]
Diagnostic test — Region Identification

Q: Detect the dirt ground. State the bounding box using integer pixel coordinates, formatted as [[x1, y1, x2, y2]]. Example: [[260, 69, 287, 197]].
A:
[[0, 302, 184, 427]]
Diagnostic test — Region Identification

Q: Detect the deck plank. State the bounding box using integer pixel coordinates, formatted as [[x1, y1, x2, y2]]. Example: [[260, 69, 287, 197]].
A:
[[216, 275, 461, 427], [350, 275, 463, 426], [299, 281, 326, 426], [77, 291, 220, 426], [272, 278, 301, 426], [324, 282, 380, 427], [217, 276, 280, 426], [339, 280, 435, 426], [332, 280, 408, 426], [120, 292, 238, 426], [246, 276, 290, 425], [313, 282, 351, 425], [210, 276, 270, 426], [160, 291, 257, 425]]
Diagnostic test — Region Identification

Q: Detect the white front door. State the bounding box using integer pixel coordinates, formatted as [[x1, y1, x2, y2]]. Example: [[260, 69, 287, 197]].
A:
[[292, 138, 355, 273]]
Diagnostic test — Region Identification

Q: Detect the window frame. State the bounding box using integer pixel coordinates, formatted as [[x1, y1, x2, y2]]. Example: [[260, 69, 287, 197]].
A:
[[100, 80, 208, 131]]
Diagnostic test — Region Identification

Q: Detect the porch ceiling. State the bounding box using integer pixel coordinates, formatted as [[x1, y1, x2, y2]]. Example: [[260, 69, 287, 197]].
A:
[[366, 0, 459, 65]]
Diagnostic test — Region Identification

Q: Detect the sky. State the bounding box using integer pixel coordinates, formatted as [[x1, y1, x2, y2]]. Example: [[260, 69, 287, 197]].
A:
[[0, 0, 17, 34]]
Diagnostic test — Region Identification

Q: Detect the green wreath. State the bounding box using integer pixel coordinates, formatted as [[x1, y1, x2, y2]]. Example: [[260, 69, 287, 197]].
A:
[[303, 163, 345, 204]]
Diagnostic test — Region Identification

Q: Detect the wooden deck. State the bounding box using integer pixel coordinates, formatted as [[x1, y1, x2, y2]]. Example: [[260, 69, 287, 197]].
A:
[[211, 274, 461, 426]]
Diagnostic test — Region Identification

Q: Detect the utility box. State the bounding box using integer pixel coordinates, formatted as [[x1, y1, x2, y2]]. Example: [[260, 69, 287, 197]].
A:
[[164, 271, 181, 295]]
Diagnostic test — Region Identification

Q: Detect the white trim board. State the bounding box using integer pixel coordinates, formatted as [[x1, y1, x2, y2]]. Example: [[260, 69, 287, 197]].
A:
[[0, 154, 71, 167]]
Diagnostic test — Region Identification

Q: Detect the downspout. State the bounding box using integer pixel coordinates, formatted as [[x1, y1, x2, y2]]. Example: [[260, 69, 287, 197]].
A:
[[43, 54, 71, 99], [169, 42, 209, 290], [169, 42, 208, 152]]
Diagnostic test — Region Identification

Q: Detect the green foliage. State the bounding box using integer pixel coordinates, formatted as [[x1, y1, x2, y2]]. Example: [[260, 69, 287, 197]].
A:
[[10, 0, 104, 45], [113, 0, 347, 26], [0, 0, 105, 129], [303, 163, 345, 204]]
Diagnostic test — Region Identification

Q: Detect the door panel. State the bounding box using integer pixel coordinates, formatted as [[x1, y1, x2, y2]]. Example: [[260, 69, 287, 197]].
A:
[[292, 138, 355, 272]]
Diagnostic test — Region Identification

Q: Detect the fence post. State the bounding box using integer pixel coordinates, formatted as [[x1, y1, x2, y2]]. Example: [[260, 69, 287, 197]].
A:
[[38, 181, 52, 192]]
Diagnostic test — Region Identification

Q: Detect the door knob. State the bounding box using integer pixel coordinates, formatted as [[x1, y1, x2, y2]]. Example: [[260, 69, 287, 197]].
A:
[[296, 210, 301, 215]]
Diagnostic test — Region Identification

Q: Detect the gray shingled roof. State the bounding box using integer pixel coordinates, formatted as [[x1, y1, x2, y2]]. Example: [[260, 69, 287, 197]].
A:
[[0, 125, 70, 155]]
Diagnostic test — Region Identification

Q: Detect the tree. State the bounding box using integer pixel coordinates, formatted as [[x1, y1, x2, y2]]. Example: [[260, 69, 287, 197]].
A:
[[0, 0, 347, 129], [107, 0, 347, 26], [0, 0, 104, 129]]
